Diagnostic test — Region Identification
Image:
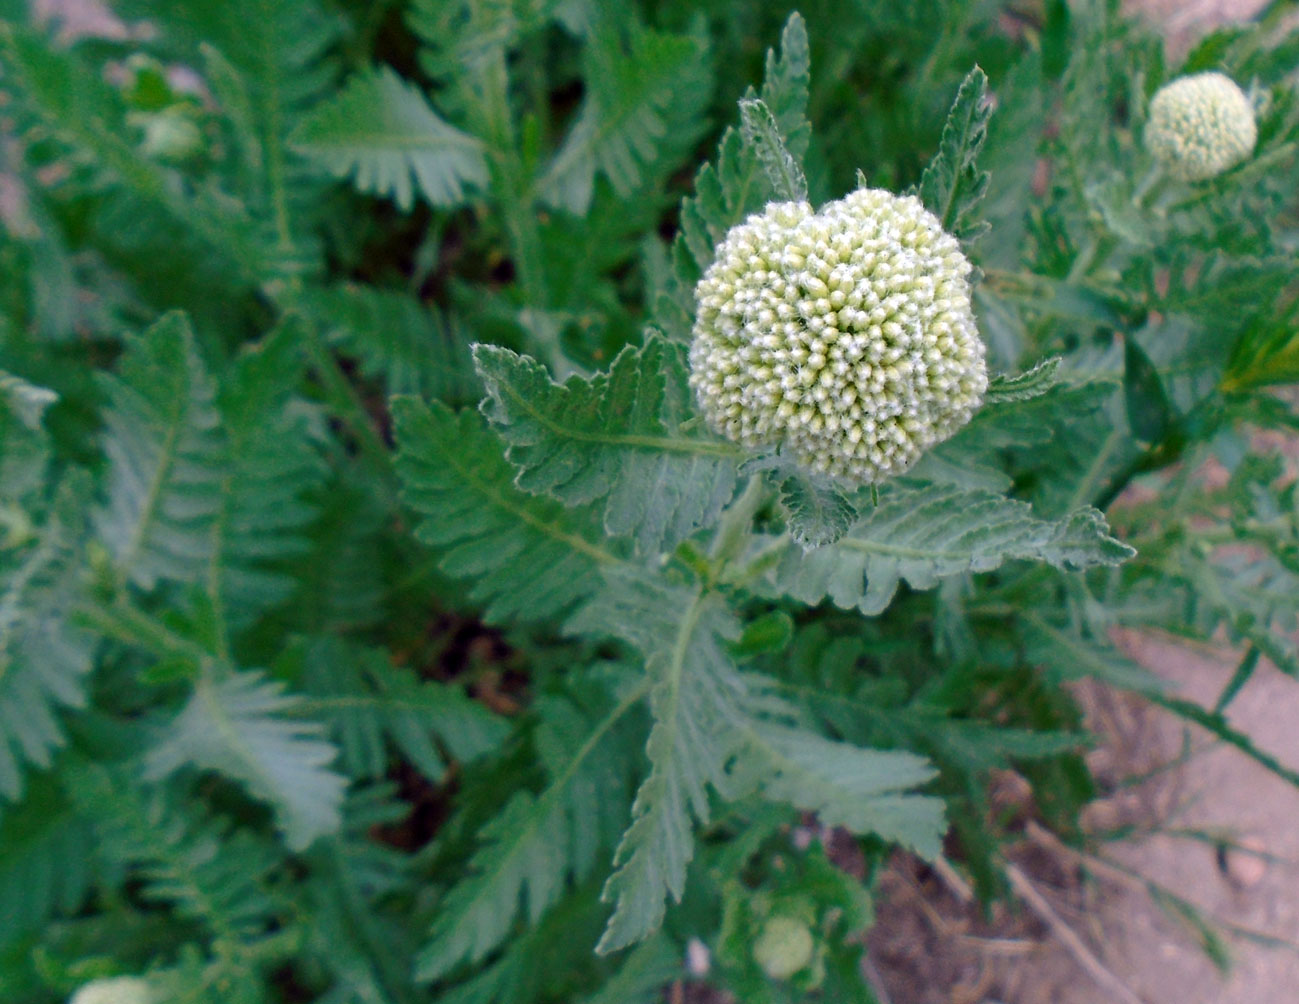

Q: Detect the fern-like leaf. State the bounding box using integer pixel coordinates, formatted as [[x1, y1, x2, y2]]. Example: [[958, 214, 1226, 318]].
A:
[[94, 312, 225, 591], [538, 22, 709, 214], [738, 723, 945, 859], [292, 66, 488, 210], [295, 284, 478, 403], [0, 776, 92, 949], [473, 337, 740, 554], [392, 397, 614, 623], [917, 66, 992, 242], [69, 763, 283, 944], [0, 477, 95, 801], [211, 323, 326, 633], [674, 13, 811, 281], [0, 370, 57, 502], [145, 670, 347, 851], [302, 638, 508, 783], [416, 691, 639, 982], [769, 483, 1134, 615], [569, 570, 749, 955]]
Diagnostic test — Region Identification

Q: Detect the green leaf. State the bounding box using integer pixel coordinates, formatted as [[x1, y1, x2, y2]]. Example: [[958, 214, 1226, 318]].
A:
[[739, 723, 946, 859], [415, 691, 640, 981], [538, 22, 709, 214], [738, 97, 807, 203], [917, 66, 993, 242], [983, 357, 1063, 405], [145, 670, 347, 851], [392, 397, 612, 623], [1123, 334, 1175, 445], [568, 571, 749, 955], [674, 13, 811, 281], [0, 477, 95, 801], [292, 66, 488, 210], [0, 370, 57, 503], [294, 284, 478, 403], [778, 475, 858, 549], [769, 483, 1134, 615], [1018, 616, 1166, 694], [210, 323, 326, 633], [0, 776, 92, 949], [68, 762, 282, 944], [94, 313, 225, 591], [473, 338, 740, 554], [302, 638, 508, 783]]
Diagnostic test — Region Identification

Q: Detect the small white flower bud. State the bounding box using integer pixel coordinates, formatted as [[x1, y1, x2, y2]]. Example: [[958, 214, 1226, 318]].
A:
[[69, 977, 155, 1004], [1146, 72, 1256, 181]]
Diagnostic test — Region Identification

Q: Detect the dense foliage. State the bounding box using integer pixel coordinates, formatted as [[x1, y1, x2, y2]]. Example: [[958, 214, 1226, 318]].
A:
[[2, 0, 1299, 1001]]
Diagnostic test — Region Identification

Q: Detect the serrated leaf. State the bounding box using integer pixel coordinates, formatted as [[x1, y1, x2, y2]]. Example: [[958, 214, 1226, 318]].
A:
[[210, 323, 326, 632], [0, 776, 93, 949], [302, 638, 508, 783], [983, 357, 1063, 405], [0, 477, 95, 801], [473, 337, 740, 554], [672, 13, 811, 284], [1019, 616, 1166, 695], [94, 312, 224, 591], [769, 483, 1134, 615], [0, 370, 57, 502], [145, 670, 347, 851], [738, 723, 945, 859], [778, 475, 858, 548], [392, 397, 613, 623], [538, 23, 709, 214], [568, 571, 750, 955], [738, 97, 807, 202], [917, 67, 992, 242], [295, 283, 478, 403], [415, 692, 638, 981], [292, 66, 487, 210]]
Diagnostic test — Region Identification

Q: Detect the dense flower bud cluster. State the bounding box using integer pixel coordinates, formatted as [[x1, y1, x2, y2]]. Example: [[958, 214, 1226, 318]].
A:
[[1146, 72, 1256, 181], [68, 976, 155, 1004], [689, 189, 987, 483]]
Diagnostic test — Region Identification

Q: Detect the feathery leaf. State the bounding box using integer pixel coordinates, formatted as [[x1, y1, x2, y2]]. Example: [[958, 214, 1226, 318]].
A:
[[769, 483, 1134, 615], [293, 66, 487, 210], [473, 337, 740, 554], [145, 670, 347, 850], [392, 397, 613, 623]]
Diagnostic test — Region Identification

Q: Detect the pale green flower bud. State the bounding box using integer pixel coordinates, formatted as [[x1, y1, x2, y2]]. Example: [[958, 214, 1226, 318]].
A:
[[1146, 72, 1256, 181], [689, 190, 987, 483], [752, 915, 815, 980], [68, 976, 155, 1004]]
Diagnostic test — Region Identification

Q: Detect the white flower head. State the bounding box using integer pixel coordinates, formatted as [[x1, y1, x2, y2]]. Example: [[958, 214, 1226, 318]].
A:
[[689, 189, 987, 483], [1146, 72, 1256, 181], [68, 977, 155, 1004]]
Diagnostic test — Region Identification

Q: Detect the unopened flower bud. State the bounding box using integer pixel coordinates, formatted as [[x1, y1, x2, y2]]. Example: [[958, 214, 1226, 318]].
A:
[[1146, 72, 1256, 181], [689, 190, 987, 483], [752, 916, 815, 980], [68, 976, 155, 1004]]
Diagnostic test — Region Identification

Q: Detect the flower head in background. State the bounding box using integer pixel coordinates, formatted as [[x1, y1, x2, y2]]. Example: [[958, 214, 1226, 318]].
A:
[[1146, 72, 1256, 181], [68, 976, 155, 1004], [689, 189, 987, 483]]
